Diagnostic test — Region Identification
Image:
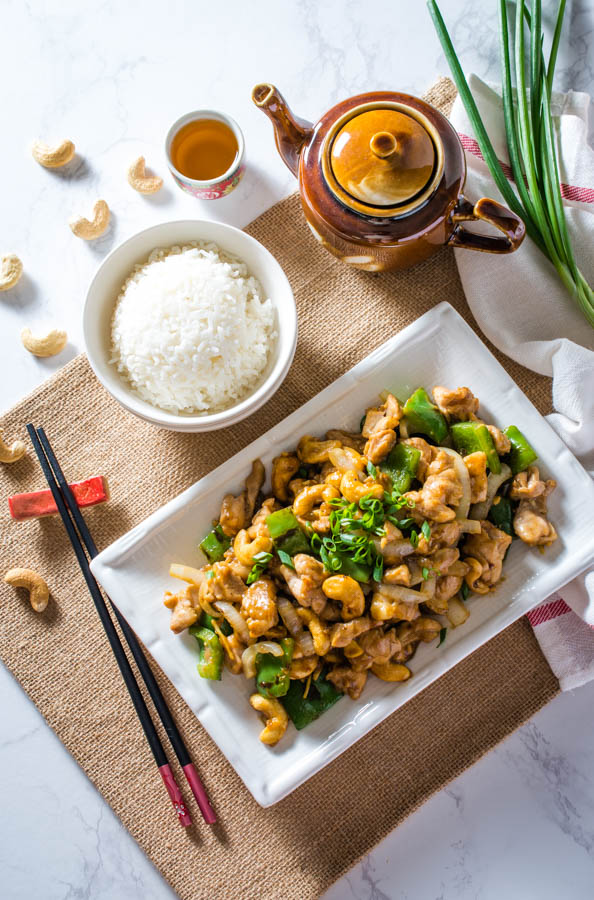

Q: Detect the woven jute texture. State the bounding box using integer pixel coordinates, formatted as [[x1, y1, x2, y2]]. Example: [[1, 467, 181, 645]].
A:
[[0, 79, 558, 900]]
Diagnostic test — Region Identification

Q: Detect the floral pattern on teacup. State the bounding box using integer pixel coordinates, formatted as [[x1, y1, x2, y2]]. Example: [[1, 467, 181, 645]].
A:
[[172, 163, 245, 200]]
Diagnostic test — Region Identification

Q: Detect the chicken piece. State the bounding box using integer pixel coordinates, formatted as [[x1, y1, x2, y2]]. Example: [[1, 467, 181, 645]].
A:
[[404, 466, 462, 523], [223, 552, 251, 581], [382, 564, 411, 586], [326, 665, 368, 700], [163, 585, 200, 633], [486, 424, 511, 455], [425, 574, 463, 614], [376, 521, 415, 564], [370, 586, 421, 623], [350, 628, 398, 672], [219, 459, 265, 537], [325, 429, 366, 453], [297, 435, 341, 464], [464, 451, 488, 503], [462, 521, 512, 591], [514, 494, 557, 546], [364, 429, 397, 464], [402, 437, 434, 481], [280, 554, 328, 615], [419, 547, 460, 575], [362, 393, 402, 437], [240, 578, 278, 639], [397, 616, 442, 647], [203, 561, 247, 604], [248, 498, 278, 539], [509, 466, 556, 501], [416, 520, 462, 555], [329, 616, 375, 648], [271, 452, 300, 502], [432, 385, 479, 421]]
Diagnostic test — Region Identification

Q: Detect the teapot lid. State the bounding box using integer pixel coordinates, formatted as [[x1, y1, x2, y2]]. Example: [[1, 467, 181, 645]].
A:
[[322, 102, 444, 218]]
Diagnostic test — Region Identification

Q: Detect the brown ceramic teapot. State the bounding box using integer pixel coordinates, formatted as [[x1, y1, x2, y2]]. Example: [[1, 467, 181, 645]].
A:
[[252, 84, 525, 272]]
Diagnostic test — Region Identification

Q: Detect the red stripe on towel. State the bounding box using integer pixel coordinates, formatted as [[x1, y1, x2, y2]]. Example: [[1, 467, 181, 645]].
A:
[[458, 134, 594, 205], [526, 598, 572, 627]]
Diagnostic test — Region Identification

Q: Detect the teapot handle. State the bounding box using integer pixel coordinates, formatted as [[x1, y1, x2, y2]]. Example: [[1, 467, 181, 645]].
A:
[[448, 196, 525, 253]]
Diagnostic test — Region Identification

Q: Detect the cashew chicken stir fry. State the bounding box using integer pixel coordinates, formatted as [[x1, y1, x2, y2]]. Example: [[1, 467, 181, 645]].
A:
[[164, 385, 557, 746]]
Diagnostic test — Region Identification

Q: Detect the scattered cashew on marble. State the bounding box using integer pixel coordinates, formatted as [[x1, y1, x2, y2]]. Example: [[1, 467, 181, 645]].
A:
[[0, 430, 26, 463], [31, 138, 76, 168], [0, 254, 23, 291], [4, 568, 50, 613], [70, 199, 110, 240], [128, 156, 163, 194], [21, 326, 67, 358]]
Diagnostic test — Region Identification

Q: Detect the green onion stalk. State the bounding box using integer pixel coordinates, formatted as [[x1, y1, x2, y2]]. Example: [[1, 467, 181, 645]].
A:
[[427, 0, 594, 327]]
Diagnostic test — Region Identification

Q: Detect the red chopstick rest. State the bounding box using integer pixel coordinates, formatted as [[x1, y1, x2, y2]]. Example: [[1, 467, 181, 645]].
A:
[[9, 476, 109, 521]]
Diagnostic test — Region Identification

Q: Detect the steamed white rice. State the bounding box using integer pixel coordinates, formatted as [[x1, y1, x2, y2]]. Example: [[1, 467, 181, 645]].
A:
[[110, 242, 276, 414]]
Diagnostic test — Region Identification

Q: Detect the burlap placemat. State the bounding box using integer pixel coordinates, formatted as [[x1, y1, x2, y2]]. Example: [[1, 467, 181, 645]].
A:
[[0, 79, 558, 900]]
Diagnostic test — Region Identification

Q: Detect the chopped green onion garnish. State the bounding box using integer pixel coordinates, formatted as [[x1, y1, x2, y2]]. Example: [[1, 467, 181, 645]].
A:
[[421, 520, 431, 541], [437, 627, 447, 647], [277, 549, 294, 569]]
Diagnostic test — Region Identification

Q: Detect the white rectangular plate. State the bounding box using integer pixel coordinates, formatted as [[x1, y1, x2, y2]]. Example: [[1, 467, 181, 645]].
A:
[[91, 302, 594, 807]]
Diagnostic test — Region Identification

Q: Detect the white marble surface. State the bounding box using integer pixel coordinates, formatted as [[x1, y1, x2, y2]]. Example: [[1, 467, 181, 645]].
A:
[[1, 1, 593, 898]]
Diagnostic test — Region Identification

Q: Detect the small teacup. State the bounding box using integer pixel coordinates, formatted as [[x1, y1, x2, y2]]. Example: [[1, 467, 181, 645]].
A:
[[165, 110, 245, 200]]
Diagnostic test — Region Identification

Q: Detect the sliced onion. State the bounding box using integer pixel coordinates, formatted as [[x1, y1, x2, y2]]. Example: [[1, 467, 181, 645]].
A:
[[447, 595, 470, 627], [169, 563, 205, 586], [440, 447, 471, 519], [214, 600, 250, 644], [241, 641, 283, 678], [420, 576, 436, 599], [399, 419, 409, 439], [457, 518, 482, 534], [470, 464, 512, 520], [376, 583, 423, 606], [295, 631, 315, 656], [277, 596, 302, 636]]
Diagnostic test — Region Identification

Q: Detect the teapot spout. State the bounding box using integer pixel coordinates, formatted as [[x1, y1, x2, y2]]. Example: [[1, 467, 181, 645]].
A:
[[252, 83, 313, 177]]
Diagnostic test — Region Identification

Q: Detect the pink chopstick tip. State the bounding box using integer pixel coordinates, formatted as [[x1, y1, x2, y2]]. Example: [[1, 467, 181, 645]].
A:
[[183, 763, 217, 824], [159, 764, 193, 827]]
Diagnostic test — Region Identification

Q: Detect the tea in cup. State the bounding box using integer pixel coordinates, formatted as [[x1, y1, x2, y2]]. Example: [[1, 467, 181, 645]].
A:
[[165, 110, 245, 199]]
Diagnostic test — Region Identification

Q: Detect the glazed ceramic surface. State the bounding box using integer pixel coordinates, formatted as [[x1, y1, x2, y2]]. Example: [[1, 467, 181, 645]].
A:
[[253, 85, 525, 271], [91, 303, 594, 807]]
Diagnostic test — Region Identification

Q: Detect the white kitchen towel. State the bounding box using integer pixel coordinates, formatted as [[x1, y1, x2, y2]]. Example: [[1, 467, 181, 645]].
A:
[[450, 76, 594, 687]]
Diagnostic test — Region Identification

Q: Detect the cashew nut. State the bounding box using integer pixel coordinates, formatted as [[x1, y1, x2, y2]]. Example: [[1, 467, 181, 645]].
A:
[[0, 254, 23, 291], [340, 471, 384, 504], [293, 483, 339, 516], [21, 327, 67, 358], [249, 694, 288, 746], [0, 429, 26, 464], [371, 661, 411, 682], [32, 139, 75, 168], [70, 199, 110, 240], [295, 607, 331, 656], [233, 529, 273, 566], [4, 567, 50, 612], [322, 574, 365, 620], [127, 156, 163, 194]]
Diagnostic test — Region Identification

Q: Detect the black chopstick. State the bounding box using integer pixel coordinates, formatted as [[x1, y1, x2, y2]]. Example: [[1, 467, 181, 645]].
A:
[[35, 427, 216, 825], [26, 424, 195, 828]]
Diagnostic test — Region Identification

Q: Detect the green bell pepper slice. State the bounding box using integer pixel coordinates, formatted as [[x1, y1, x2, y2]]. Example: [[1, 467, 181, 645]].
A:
[[281, 672, 343, 730], [381, 442, 421, 493], [189, 625, 223, 681], [266, 507, 300, 540], [488, 496, 514, 536], [403, 388, 449, 444], [256, 638, 294, 699], [504, 426, 538, 475], [266, 507, 311, 556], [450, 421, 501, 474], [199, 524, 230, 563]]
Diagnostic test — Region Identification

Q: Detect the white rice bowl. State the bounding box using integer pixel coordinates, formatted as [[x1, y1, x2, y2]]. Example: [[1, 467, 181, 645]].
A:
[[110, 242, 276, 414]]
